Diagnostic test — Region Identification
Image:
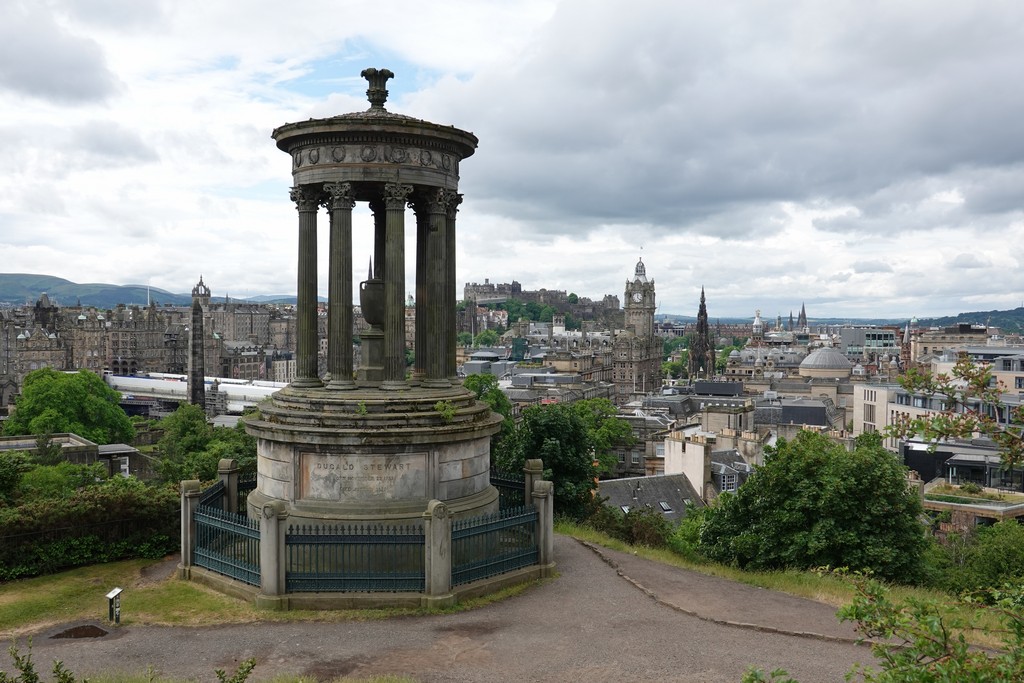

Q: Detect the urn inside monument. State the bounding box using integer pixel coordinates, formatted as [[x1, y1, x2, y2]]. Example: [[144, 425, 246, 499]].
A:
[[359, 278, 385, 328]]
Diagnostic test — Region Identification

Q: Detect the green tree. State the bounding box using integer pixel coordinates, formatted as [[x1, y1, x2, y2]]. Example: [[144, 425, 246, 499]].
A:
[[457, 331, 474, 347], [569, 398, 633, 474], [4, 369, 135, 445], [463, 373, 515, 459], [499, 398, 632, 519], [699, 431, 927, 582], [942, 521, 1024, 595], [474, 329, 500, 347], [0, 452, 31, 505], [16, 461, 107, 504], [567, 292, 579, 304], [663, 334, 690, 358], [662, 358, 687, 380], [157, 403, 212, 463], [716, 344, 741, 373], [889, 356, 1024, 468]]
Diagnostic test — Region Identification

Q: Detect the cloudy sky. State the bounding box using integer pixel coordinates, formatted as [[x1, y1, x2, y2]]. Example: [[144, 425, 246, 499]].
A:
[[2, 0, 1023, 320]]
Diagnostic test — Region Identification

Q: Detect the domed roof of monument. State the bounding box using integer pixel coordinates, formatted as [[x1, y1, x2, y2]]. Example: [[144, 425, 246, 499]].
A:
[[800, 346, 853, 371], [272, 68, 478, 157]]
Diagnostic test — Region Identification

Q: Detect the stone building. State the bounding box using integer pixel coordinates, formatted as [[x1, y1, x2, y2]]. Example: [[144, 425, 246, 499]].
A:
[[612, 258, 661, 404]]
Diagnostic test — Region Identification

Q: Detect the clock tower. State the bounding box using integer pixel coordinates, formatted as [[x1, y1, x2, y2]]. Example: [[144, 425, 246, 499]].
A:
[[612, 258, 661, 404], [624, 258, 656, 338]]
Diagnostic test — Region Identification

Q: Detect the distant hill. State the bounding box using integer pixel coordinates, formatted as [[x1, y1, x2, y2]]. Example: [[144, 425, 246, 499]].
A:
[[917, 308, 1024, 334], [0, 273, 188, 308], [0, 273, 304, 309]]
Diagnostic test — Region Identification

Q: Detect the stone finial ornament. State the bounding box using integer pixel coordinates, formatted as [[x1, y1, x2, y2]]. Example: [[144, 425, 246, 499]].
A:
[[361, 67, 394, 110]]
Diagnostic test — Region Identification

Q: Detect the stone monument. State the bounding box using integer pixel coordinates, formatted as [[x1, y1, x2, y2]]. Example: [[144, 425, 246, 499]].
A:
[[243, 68, 501, 527]]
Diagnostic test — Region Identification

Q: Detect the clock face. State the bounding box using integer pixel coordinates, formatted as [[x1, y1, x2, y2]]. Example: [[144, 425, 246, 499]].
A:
[[632, 292, 643, 303]]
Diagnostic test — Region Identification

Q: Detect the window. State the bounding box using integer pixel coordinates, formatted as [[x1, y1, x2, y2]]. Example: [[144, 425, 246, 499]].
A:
[[620, 505, 630, 514], [618, 452, 625, 463], [631, 452, 641, 464], [1016, 377, 1024, 390], [659, 501, 672, 512], [721, 474, 737, 492]]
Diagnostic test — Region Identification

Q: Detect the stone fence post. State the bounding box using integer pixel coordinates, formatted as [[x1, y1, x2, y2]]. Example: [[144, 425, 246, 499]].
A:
[[218, 458, 240, 513], [422, 499, 453, 607], [524, 458, 544, 506], [178, 480, 201, 578], [532, 480, 555, 576], [256, 501, 288, 610]]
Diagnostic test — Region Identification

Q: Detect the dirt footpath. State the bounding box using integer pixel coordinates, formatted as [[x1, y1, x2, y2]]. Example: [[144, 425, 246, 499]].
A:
[[7, 537, 871, 682]]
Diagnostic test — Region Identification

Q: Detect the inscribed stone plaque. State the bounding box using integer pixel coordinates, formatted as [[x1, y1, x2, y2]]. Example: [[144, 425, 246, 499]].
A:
[[301, 452, 427, 501]]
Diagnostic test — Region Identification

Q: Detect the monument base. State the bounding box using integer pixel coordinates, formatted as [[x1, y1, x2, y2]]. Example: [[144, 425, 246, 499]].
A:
[[243, 383, 502, 526]]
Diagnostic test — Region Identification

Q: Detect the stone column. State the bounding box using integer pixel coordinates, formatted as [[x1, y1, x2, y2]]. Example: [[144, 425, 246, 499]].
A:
[[382, 182, 413, 389], [532, 480, 555, 575], [422, 499, 452, 604], [218, 458, 240, 514], [422, 188, 451, 388], [290, 185, 322, 388], [324, 182, 356, 390], [370, 198, 385, 279], [412, 200, 428, 384], [257, 500, 288, 609], [178, 480, 201, 577], [444, 193, 463, 379]]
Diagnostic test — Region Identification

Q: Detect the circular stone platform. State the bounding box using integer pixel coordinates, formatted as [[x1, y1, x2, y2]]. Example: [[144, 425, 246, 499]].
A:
[[243, 385, 502, 526]]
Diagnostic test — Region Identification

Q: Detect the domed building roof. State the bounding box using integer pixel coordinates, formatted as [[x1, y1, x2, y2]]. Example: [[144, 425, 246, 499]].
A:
[[799, 346, 853, 379]]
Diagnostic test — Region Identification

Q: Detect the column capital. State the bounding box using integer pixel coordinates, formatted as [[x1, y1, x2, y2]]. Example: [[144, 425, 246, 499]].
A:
[[384, 182, 414, 210], [410, 188, 451, 221], [445, 192, 464, 218], [290, 185, 320, 212], [324, 182, 356, 210]]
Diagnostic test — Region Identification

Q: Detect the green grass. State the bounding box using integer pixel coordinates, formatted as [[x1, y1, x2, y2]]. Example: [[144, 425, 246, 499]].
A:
[[0, 555, 544, 639], [554, 519, 1006, 649]]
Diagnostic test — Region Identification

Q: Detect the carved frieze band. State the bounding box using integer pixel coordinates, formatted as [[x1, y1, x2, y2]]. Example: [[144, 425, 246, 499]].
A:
[[292, 144, 458, 176]]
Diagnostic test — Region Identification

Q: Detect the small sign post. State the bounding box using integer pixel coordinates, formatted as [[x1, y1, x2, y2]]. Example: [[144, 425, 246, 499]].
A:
[[106, 587, 123, 624]]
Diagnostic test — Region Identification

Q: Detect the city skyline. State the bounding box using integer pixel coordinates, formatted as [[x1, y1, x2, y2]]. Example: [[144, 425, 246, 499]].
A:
[[2, 1, 1023, 318]]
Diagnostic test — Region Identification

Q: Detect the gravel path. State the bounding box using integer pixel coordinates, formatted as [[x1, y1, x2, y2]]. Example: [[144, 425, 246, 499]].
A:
[[6, 536, 873, 682]]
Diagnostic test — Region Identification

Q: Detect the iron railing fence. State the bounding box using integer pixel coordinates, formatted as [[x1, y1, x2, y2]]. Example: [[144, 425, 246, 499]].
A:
[[451, 505, 538, 586], [198, 480, 225, 509], [238, 473, 257, 510], [490, 469, 526, 509], [194, 505, 260, 586], [285, 523, 425, 593]]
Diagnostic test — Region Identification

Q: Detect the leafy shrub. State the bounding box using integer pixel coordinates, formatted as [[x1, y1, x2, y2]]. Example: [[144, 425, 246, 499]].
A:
[[960, 481, 983, 495], [585, 502, 673, 548], [0, 477, 178, 580], [667, 504, 707, 560]]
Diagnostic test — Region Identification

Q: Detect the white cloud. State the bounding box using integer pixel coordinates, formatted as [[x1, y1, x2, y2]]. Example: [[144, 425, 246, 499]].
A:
[[1, 0, 1023, 319]]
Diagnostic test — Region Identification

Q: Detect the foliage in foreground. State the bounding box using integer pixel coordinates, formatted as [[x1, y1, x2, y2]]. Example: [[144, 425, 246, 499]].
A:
[[699, 431, 927, 582], [0, 643, 256, 683], [744, 578, 1024, 682]]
